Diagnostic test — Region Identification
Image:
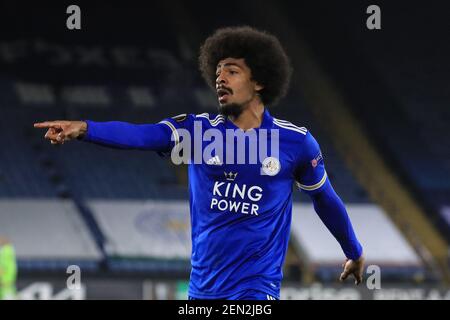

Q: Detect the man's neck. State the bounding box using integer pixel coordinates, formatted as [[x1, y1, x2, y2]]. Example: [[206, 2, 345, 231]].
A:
[[228, 100, 265, 131]]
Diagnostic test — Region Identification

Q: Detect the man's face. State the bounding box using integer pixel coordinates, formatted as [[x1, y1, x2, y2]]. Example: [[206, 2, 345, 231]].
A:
[[215, 58, 263, 116]]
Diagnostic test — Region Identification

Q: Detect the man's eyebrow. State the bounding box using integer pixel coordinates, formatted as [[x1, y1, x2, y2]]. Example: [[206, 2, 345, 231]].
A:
[[216, 62, 242, 70]]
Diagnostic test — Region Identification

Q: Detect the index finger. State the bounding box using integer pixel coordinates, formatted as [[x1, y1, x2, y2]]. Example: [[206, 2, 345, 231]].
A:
[[34, 122, 62, 129]]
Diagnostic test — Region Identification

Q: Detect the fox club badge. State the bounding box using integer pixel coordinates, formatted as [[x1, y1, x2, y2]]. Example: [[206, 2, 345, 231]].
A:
[[261, 157, 281, 176]]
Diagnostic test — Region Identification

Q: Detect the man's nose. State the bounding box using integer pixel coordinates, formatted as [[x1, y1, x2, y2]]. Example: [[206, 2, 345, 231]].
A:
[[216, 73, 227, 86]]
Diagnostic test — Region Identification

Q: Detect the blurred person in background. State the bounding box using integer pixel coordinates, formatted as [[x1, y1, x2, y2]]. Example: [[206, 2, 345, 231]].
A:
[[34, 26, 365, 300], [0, 237, 18, 300]]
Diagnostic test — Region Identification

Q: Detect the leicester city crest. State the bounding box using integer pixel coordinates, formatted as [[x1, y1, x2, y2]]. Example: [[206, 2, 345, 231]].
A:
[[261, 157, 281, 176]]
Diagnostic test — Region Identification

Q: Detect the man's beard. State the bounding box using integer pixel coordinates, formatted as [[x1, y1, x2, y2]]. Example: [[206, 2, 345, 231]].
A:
[[218, 103, 244, 118]]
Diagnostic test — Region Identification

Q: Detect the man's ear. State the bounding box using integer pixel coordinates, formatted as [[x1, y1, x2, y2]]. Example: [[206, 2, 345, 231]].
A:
[[255, 83, 264, 92]]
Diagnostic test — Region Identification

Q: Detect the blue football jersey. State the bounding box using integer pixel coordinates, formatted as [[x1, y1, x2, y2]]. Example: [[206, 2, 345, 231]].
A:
[[159, 109, 327, 299]]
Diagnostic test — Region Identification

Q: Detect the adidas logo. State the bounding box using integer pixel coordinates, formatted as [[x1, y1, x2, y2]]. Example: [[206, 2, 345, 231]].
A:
[[206, 155, 222, 166]]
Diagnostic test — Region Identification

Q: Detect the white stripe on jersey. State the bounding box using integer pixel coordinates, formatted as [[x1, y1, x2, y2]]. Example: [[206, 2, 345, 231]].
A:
[[196, 113, 225, 126], [296, 171, 328, 191], [159, 120, 180, 146], [211, 115, 225, 125], [273, 119, 307, 135], [273, 118, 307, 132]]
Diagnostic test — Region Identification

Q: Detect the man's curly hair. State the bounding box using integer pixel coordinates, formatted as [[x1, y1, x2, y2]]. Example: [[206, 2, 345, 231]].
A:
[[199, 26, 292, 106]]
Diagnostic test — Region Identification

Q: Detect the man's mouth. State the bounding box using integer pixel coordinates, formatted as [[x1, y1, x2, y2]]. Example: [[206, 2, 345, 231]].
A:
[[217, 88, 231, 103]]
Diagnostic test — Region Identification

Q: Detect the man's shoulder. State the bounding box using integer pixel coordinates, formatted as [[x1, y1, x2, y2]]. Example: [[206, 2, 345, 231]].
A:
[[192, 113, 225, 127], [161, 113, 225, 130], [271, 117, 310, 143]]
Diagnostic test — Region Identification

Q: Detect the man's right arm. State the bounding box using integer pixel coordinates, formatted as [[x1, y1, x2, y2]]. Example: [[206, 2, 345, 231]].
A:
[[82, 120, 173, 151], [33, 119, 175, 152]]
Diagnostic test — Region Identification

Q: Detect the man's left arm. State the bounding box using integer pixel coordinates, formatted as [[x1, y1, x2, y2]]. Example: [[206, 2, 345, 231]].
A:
[[294, 131, 365, 284], [309, 180, 365, 284]]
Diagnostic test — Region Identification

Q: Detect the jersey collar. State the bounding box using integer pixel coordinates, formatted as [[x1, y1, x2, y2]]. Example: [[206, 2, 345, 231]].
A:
[[225, 108, 273, 131]]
